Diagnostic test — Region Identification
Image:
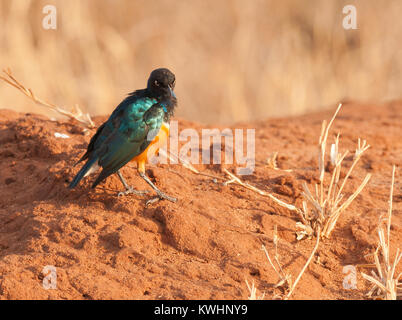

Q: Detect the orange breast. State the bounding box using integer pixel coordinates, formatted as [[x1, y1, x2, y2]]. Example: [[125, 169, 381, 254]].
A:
[[132, 122, 169, 173]]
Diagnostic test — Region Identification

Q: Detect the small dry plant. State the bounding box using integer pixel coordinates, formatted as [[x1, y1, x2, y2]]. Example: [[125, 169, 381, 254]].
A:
[[361, 166, 401, 300], [217, 104, 371, 241], [247, 225, 320, 300], [291, 103, 371, 240], [0, 68, 94, 128]]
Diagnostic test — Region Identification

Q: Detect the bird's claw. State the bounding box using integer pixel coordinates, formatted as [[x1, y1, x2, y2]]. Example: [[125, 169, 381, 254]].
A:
[[146, 192, 177, 206], [118, 187, 149, 197]]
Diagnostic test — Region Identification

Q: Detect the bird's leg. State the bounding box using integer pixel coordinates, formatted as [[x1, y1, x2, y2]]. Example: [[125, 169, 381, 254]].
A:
[[139, 172, 177, 205], [116, 170, 149, 197]]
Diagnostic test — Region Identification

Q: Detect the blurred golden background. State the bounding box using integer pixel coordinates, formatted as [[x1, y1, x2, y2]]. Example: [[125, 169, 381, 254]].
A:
[[0, 0, 401, 124]]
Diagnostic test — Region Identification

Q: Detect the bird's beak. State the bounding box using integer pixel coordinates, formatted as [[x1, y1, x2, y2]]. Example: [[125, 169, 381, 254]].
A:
[[169, 86, 176, 99]]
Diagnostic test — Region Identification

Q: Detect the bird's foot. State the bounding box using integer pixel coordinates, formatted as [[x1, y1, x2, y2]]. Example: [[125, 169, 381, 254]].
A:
[[118, 187, 149, 197], [146, 191, 177, 206]]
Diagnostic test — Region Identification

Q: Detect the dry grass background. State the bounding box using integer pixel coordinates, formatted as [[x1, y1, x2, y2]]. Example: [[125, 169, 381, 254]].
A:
[[0, 0, 401, 124]]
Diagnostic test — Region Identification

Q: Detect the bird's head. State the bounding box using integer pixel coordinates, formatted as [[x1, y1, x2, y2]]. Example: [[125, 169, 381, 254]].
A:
[[147, 68, 176, 100]]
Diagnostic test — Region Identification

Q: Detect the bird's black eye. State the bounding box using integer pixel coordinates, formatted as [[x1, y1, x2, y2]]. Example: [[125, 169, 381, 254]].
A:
[[154, 80, 160, 86]]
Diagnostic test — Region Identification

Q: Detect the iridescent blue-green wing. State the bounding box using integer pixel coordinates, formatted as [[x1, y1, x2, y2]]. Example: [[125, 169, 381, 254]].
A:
[[91, 101, 165, 188], [74, 90, 148, 165]]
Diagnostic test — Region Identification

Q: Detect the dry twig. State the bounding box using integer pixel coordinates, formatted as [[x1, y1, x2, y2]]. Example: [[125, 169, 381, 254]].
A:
[[0, 68, 94, 128], [266, 152, 292, 172], [222, 168, 300, 212]]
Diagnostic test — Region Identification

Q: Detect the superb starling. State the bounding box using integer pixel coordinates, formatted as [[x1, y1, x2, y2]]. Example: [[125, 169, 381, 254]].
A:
[[69, 68, 177, 204]]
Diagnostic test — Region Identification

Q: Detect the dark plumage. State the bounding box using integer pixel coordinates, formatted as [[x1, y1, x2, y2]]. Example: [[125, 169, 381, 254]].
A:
[[69, 68, 177, 204]]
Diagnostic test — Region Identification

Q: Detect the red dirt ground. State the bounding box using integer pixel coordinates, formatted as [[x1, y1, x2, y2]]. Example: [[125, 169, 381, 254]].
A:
[[0, 101, 401, 300]]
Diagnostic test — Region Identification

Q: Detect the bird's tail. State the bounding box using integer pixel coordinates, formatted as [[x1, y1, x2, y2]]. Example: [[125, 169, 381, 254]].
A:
[[69, 157, 99, 189]]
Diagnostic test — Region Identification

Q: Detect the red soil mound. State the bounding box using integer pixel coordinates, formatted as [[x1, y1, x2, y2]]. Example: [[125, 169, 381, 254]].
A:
[[0, 102, 401, 300]]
